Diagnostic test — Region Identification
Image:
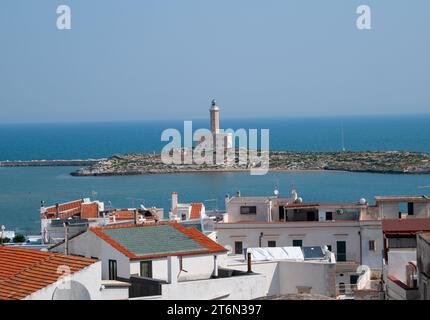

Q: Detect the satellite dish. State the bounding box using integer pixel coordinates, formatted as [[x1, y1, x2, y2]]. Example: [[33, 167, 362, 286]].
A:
[[274, 188, 279, 196], [52, 280, 91, 300]]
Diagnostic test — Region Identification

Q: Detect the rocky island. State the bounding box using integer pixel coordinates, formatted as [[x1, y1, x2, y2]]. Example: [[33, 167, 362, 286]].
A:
[[70, 151, 430, 176]]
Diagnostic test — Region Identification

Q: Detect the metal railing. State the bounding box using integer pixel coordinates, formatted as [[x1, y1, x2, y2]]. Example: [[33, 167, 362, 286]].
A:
[[336, 284, 358, 297]]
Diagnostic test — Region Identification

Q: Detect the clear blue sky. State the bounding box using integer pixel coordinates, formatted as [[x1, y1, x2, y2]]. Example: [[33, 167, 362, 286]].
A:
[[0, 0, 429, 122]]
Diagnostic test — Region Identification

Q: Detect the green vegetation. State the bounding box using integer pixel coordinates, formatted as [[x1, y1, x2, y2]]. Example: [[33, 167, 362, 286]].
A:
[[13, 233, 26, 243]]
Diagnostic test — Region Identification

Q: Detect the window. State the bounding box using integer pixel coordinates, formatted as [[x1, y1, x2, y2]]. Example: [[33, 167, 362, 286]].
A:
[[234, 241, 243, 254], [268, 240, 276, 247], [350, 275, 359, 285], [306, 211, 317, 221], [388, 237, 416, 248], [181, 213, 187, 220], [292, 239, 303, 247], [326, 245, 332, 252], [326, 212, 333, 221], [336, 241, 347, 262], [140, 261, 153, 278], [368, 240, 376, 251], [108, 259, 117, 280], [407, 202, 414, 215], [240, 206, 257, 214]]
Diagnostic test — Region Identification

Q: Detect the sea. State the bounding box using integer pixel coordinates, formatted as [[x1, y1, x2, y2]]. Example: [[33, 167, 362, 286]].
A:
[[1, 115, 430, 234]]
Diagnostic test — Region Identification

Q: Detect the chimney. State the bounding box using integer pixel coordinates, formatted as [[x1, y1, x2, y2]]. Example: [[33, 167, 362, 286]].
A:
[[213, 255, 218, 278], [55, 203, 60, 218], [236, 190, 241, 197], [171, 192, 178, 214], [40, 200, 45, 208], [63, 221, 69, 255], [167, 256, 179, 284], [247, 252, 252, 273], [133, 209, 137, 224]]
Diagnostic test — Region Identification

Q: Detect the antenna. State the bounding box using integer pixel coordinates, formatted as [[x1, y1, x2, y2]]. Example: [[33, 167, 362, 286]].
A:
[[341, 121, 346, 152]]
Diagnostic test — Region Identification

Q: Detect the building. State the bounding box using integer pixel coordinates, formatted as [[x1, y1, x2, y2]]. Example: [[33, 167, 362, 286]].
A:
[[170, 192, 206, 222], [217, 190, 385, 296], [417, 232, 430, 300], [41, 198, 162, 245], [49, 222, 268, 299], [41, 198, 107, 244], [209, 99, 233, 149], [0, 246, 127, 300], [222, 246, 338, 298], [381, 218, 430, 300], [372, 196, 430, 219]]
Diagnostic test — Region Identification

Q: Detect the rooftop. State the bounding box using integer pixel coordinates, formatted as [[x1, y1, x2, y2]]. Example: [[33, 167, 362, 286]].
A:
[[90, 222, 227, 260], [382, 218, 430, 235], [189, 203, 203, 220], [0, 247, 96, 300], [418, 232, 430, 243], [374, 195, 430, 202], [286, 202, 365, 208]]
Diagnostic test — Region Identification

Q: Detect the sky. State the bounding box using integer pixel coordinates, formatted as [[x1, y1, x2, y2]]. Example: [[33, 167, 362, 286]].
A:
[[0, 0, 429, 123]]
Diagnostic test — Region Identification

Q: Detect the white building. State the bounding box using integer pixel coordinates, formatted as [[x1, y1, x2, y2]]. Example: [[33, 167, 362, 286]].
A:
[[170, 192, 206, 222], [417, 232, 430, 300], [382, 218, 430, 300], [217, 190, 390, 296], [0, 246, 128, 300], [49, 222, 269, 299]]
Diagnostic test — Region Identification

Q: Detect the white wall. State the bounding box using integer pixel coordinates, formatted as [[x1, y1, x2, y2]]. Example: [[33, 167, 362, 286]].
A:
[[129, 254, 220, 282], [360, 222, 383, 270], [225, 198, 270, 222], [23, 262, 102, 300], [144, 273, 267, 300], [216, 222, 362, 263], [51, 231, 130, 280], [387, 249, 417, 283], [225, 260, 335, 297]]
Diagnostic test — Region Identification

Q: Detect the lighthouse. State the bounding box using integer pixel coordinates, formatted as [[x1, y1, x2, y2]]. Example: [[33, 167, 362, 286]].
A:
[[209, 99, 233, 150], [210, 99, 220, 134]]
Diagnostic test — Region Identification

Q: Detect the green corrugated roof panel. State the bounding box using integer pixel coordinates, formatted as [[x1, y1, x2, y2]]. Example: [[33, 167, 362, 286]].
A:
[[102, 224, 205, 256]]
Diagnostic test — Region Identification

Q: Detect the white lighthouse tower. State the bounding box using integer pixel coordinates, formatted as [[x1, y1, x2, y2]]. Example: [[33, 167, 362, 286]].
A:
[[209, 99, 232, 150], [210, 99, 220, 134]]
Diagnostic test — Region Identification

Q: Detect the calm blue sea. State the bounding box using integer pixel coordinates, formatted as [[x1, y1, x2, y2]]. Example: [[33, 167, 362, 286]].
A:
[[1, 115, 430, 234]]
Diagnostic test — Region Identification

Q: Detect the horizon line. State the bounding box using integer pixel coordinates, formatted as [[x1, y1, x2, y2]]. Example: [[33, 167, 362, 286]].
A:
[[1, 112, 430, 125]]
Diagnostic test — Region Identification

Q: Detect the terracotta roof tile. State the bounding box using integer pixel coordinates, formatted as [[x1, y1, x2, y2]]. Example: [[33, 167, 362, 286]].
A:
[[189, 203, 203, 220], [0, 247, 96, 300], [46, 200, 83, 214], [80, 203, 99, 219]]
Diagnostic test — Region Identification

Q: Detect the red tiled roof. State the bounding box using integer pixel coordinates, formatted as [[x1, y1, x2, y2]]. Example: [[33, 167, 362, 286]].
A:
[[189, 203, 203, 220], [112, 210, 135, 221], [46, 200, 83, 214], [382, 218, 430, 235], [81, 203, 99, 219], [43, 200, 101, 220], [90, 222, 227, 260], [0, 247, 96, 300]]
